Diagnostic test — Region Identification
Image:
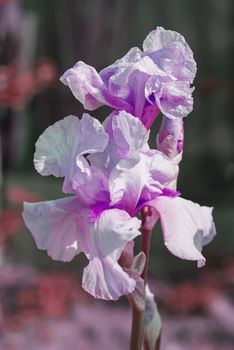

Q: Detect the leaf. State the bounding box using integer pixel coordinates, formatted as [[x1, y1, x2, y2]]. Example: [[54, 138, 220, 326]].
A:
[[127, 252, 146, 311]]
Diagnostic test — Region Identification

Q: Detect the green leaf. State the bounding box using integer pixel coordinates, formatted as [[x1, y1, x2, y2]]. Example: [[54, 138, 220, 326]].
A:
[[144, 285, 162, 350]]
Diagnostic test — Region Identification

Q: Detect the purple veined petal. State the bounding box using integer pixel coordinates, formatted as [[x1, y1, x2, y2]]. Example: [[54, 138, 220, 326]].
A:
[[60, 61, 132, 112], [78, 208, 141, 300], [142, 27, 197, 83], [137, 151, 178, 205], [60, 61, 105, 110], [73, 166, 110, 206], [143, 44, 186, 78], [100, 48, 175, 128], [100, 47, 142, 82], [109, 111, 149, 159], [89, 110, 149, 172], [79, 208, 141, 259], [22, 197, 82, 262], [149, 196, 216, 267], [109, 150, 177, 214], [109, 111, 149, 160], [108, 57, 164, 121], [146, 78, 194, 119], [127, 70, 156, 120], [109, 159, 147, 214], [82, 256, 136, 301], [34, 114, 109, 194], [141, 104, 160, 129], [109, 56, 162, 87]]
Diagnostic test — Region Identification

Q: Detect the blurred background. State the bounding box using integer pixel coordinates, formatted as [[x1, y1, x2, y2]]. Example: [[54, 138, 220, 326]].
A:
[[0, 0, 233, 349]]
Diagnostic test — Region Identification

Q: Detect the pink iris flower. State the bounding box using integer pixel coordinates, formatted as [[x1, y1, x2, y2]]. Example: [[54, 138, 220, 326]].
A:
[[60, 27, 196, 129], [23, 111, 215, 301]]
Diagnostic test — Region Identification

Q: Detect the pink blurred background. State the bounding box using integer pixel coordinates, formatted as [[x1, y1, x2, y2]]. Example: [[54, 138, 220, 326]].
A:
[[0, 0, 234, 349]]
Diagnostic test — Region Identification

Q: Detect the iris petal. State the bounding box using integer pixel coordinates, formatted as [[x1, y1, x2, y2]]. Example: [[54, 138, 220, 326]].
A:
[[150, 196, 216, 266], [34, 114, 108, 194], [23, 197, 82, 262]]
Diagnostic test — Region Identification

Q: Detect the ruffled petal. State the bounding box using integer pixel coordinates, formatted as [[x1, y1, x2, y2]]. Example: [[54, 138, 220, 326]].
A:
[[156, 81, 194, 119], [22, 197, 82, 262], [109, 159, 148, 213], [82, 256, 136, 300], [100, 47, 142, 82], [80, 208, 141, 300], [60, 61, 131, 111], [109, 56, 161, 88], [109, 151, 177, 213], [60, 61, 105, 110], [143, 27, 197, 83], [110, 111, 148, 158], [108, 58, 163, 121], [89, 111, 149, 171], [81, 208, 141, 258], [150, 196, 216, 266], [34, 114, 108, 193], [145, 78, 194, 119]]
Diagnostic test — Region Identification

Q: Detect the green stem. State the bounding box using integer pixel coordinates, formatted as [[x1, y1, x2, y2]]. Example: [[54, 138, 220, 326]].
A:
[[130, 306, 145, 350], [141, 220, 153, 284], [129, 207, 154, 350]]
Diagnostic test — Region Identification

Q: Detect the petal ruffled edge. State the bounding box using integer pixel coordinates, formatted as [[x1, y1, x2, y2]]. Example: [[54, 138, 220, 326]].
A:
[[60, 61, 105, 110], [22, 197, 82, 262], [80, 208, 141, 300], [34, 114, 109, 194], [143, 27, 197, 83], [150, 196, 216, 267], [82, 256, 136, 300], [60, 61, 132, 111]]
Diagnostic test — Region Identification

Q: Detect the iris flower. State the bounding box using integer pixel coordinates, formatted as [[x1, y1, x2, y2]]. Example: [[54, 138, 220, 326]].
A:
[[23, 111, 215, 301], [60, 27, 196, 129]]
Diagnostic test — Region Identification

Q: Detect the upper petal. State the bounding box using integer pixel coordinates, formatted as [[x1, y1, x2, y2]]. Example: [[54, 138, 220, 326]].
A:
[[60, 61, 105, 110], [100, 47, 142, 82], [60, 61, 131, 111], [34, 114, 109, 193], [22, 197, 82, 262], [89, 111, 149, 172], [109, 55, 162, 88], [109, 151, 177, 214], [111, 111, 148, 157], [143, 27, 197, 83], [109, 159, 148, 213], [150, 196, 216, 266]]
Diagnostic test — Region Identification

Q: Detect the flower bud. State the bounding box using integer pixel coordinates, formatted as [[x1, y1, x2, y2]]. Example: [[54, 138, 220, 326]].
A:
[[157, 117, 184, 159]]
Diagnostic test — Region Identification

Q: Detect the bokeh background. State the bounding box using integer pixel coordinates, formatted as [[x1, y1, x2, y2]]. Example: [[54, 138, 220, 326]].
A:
[[0, 0, 234, 349]]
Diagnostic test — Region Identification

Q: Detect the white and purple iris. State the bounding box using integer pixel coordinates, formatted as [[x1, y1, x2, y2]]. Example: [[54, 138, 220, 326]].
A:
[[60, 27, 196, 129], [23, 111, 215, 301]]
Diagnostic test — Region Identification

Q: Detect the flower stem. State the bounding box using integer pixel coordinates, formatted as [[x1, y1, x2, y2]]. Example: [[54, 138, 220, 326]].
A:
[[130, 306, 145, 350], [140, 207, 153, 284], [129, 207, 156, 350]]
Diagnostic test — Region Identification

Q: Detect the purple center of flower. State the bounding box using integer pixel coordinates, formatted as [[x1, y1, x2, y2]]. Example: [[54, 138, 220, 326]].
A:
[[161, 187, 181, 197], [88, 201, 110, 223]]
